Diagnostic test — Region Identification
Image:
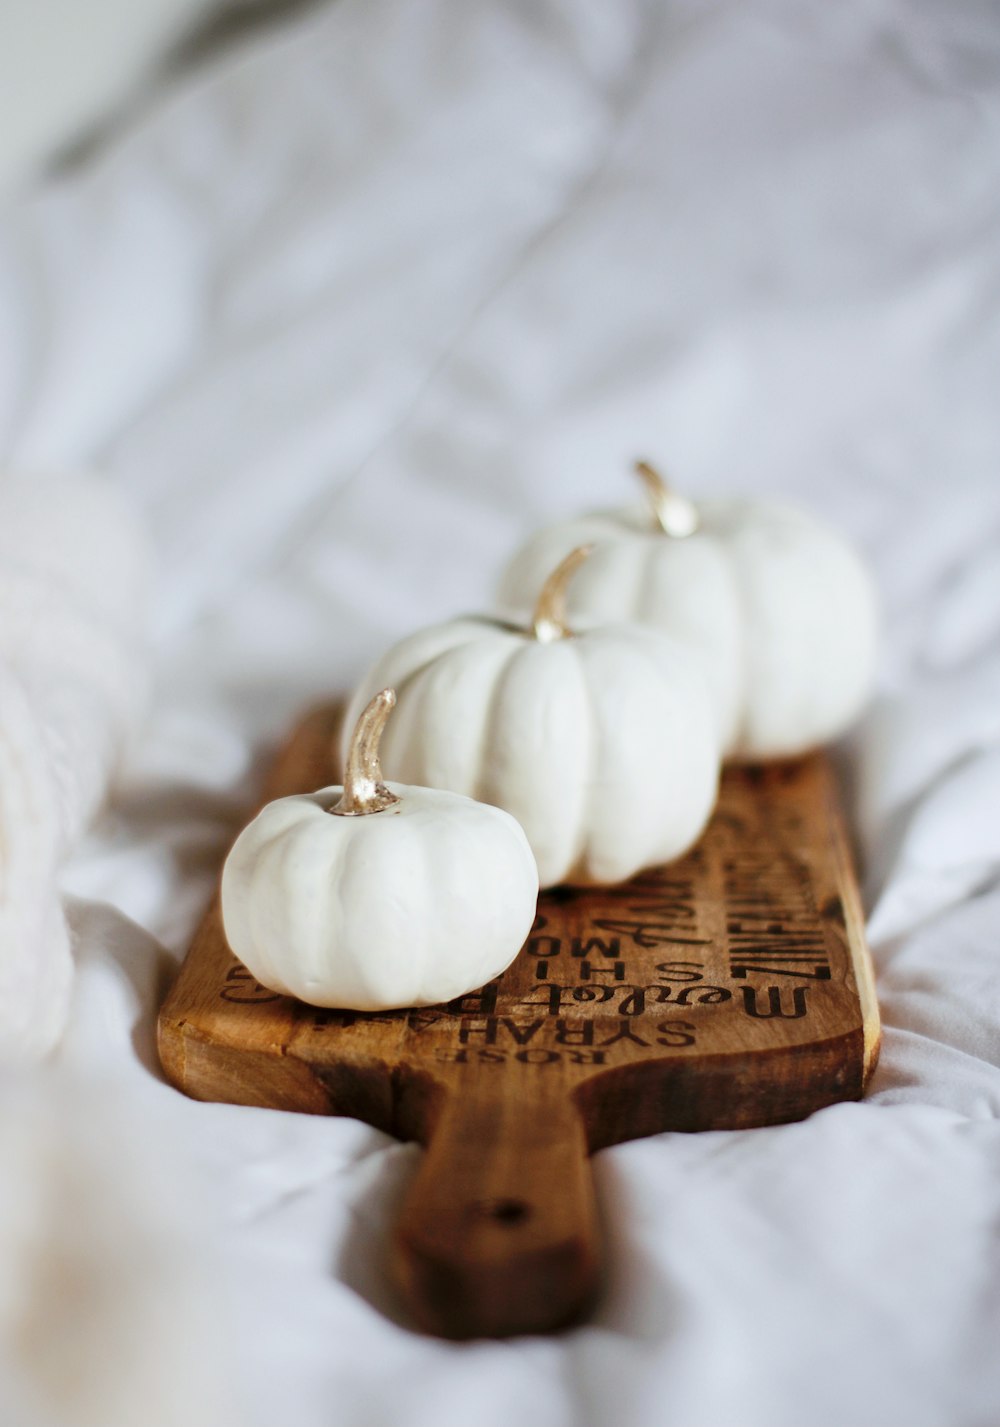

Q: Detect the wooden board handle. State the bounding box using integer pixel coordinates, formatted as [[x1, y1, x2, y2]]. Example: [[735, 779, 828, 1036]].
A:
[[393, 1081, 602, 1338]]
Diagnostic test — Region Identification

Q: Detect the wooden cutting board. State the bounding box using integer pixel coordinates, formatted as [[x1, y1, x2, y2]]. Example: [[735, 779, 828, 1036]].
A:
[[158, 702, 879, 1340]]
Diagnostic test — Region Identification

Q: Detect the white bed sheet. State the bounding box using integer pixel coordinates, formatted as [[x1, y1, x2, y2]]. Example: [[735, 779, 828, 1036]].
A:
[[2, 1, 999, 1424]]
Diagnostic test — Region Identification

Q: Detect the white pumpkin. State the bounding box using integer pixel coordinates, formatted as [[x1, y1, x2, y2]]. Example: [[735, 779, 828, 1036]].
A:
[[221, 689, 538, 1011], [344, 547, 720, 889], [496, 463, 878, 761]]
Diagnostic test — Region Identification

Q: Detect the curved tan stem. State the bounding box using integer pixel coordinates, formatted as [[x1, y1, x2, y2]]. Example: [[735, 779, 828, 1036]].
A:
[[531, 544, 594, 643], [635, 460, 699, 538], [331, 689, 402, 816]]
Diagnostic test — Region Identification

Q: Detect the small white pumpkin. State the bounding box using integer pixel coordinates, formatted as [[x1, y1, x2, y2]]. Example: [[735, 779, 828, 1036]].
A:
[[344, 547, 720, 889], [221, 689, 538, 1011], [497, 463, 878, 761]]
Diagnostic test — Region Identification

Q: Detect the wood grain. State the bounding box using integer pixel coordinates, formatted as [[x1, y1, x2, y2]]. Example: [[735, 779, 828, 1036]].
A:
[[158, 701, 880, 1339]]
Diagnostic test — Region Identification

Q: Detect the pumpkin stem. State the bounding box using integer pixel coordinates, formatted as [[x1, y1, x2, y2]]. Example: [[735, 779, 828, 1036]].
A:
[[331, 688, 402, 816], [635, 460, 699, 538], [530, 544, 594, 643]]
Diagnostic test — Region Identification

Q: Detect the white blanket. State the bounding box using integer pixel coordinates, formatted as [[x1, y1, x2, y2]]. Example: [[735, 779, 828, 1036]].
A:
[[1, 1, 999, 1423], [0, 474, 148, 1062]]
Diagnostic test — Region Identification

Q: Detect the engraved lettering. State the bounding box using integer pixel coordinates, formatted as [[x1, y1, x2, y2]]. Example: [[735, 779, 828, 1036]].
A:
[[570, 936, 621, 960], [500, 1018, 544, 1046], [730, 963, 830, 981], [436, 1047, 506, 1064], [515, 984, 564, 1015], [599, 1025, 650, 1048], [527, 935, 561, 958], [618, 987, 646, 1016], [220, 965, 282, 1004], [445, 983, 498, 1016], [656, 984, 732, 1006], [654, 1019, 696, 1047], [579, 960, 626, 982], [571, 985, 616, 1004], [740, 986, 808, 1019], [437, 1048, 469, 1064], [406, 1010, 441, 1032], [458, 1017, 499, 1044], [655, 961, 705, 983]]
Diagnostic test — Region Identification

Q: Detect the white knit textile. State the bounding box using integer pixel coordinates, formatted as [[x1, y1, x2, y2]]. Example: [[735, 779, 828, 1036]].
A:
[[0, 474, 147, 1061]]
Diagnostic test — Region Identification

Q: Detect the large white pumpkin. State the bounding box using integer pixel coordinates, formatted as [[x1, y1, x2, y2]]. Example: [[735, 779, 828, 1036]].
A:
[[496, 464, 878, 760], [221, 690, 538, 1010], [344, 548, 720, 888]]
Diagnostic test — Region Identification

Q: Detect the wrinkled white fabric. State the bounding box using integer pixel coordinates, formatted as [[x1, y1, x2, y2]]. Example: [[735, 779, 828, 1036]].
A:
[[0, 474, 148, 1061], [1, 0, 999, 1423]]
